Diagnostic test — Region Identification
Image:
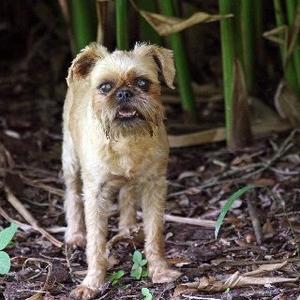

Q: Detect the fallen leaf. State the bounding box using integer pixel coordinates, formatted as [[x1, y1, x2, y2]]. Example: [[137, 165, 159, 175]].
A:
[[173, 271, 297, 296], [243, 261, 288, 277], [245, 233, 256, 244], [252, 178, 276, 186], [262, 218, 275, 238], [26, 293, 44, 300], [167, 257, 191, 267]]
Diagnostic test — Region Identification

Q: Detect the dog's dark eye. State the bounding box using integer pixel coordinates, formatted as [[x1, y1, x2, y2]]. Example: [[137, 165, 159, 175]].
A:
[[136, 78, 150, 90], [98, 82, 113, 94]]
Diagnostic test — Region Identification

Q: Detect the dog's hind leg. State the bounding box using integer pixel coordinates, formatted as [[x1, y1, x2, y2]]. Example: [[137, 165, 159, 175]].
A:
[[118, 184, 137, 233], [62, 131, 86, 248]]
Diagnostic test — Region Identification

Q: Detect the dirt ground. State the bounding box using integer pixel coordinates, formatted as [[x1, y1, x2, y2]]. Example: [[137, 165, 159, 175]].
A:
[[2, 70, 300, 300], [1, 2, 300, 300]]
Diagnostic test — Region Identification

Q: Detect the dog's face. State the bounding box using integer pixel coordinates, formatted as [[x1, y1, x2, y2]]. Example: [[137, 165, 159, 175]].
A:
[[67, 43, 175, 140]]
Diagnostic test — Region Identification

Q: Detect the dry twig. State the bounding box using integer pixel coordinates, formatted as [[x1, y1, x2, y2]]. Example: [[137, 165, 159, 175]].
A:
[[137, 211, 215, 228], [4, 186, 63, 248]]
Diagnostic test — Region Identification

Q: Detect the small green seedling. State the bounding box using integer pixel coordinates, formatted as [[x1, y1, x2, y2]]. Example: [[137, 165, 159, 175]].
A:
[[0, 223, 18, 275], [215, 185, 257, 239], [141, 287, 153, 300], [130, 250, 148, 280], [109, 270, 125, 286]]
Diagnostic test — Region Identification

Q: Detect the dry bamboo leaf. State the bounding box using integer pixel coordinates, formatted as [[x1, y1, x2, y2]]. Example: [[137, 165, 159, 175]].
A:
[[174, 271, 298, 296], [243, 261, 288, 277], [140, 10, 232, 36], [263, 25, 288, 47], [274, 81, 300, 127], [224, 272, 297, 287], [264, 5, 300, 66], [168, 127, 226, 148]]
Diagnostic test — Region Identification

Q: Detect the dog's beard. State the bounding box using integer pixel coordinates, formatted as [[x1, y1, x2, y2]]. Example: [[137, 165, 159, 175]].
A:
[[99, 97, 164, 141]]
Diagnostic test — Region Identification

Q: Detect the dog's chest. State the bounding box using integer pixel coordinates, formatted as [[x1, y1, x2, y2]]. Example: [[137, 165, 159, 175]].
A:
[[100, 139, 158, 178]]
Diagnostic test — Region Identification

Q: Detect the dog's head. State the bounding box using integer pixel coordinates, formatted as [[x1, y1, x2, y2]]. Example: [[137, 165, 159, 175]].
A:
[[67, 43, 175, 140]]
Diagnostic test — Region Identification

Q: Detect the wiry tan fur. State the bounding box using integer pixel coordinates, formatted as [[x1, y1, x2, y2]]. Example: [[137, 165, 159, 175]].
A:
[[62, 42, 181, 300]]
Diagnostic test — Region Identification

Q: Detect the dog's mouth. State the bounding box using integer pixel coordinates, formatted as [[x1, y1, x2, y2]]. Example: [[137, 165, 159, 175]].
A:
[[116, 107, 144, 121]]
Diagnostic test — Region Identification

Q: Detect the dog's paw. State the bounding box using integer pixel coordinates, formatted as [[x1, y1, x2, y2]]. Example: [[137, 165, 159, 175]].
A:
[[151, 267, 181, 283], [65, 231, 86, 248], [70, 285, 98, 300]]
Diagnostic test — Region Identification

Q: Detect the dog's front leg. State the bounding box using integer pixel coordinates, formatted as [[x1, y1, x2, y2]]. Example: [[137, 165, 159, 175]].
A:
[[141, 176, 181, 284], [71, 176, 116, 300]]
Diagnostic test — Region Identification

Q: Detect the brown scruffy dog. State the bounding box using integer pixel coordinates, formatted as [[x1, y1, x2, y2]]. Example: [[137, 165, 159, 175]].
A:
[[62, 42, 181, 299]]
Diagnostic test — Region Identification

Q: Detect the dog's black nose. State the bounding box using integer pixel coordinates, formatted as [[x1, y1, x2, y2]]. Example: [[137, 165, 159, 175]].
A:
[[116, 89, 133, 102]]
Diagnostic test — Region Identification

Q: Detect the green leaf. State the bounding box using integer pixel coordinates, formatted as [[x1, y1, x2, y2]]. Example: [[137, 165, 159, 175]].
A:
[[132, 250, 142, 264], [215, 185, 257, 239], [0, 251, 11, 275], [141, 268, 149, 278], [131, 250, 148, 280], [141, 287, 153, 300], [131, 266, 142, 280], [140, 259, 147, 266], [0, 224, 18, 251], [109, 270, 125, 286], [132, 262, 139, 269]]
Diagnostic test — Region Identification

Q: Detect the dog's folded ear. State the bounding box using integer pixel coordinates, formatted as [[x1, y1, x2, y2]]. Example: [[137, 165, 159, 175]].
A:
[[67, 43, 108, 86], [133, 43, 176, 89]]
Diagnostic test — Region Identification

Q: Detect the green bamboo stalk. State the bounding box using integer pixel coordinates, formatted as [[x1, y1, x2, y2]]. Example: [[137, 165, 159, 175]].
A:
[[160, 0, 198, 122], [232, 1, 242, 63], [241, 0, 254, 92], [273, 0, 299, 95], [116, 0, 129, 50], [253, 0, 263, 64], [219, 0, 235, 147], [136, 0, 162, 45], [286, 0, 300, 93], [69, 0, 97, 53]]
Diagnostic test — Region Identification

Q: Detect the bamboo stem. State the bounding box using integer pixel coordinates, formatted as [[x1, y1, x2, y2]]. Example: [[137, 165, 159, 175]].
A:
[[241, 0, 254, 92], [274, 0, 299, 95], [219, 0, 234, 147], [69, 0, 97, 53], [116, 0, 129, 50], [160, 0, 198, 122], [136, 0, 162, 45], [286, 0, 300, 93], [253, 0, 264, 65]]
